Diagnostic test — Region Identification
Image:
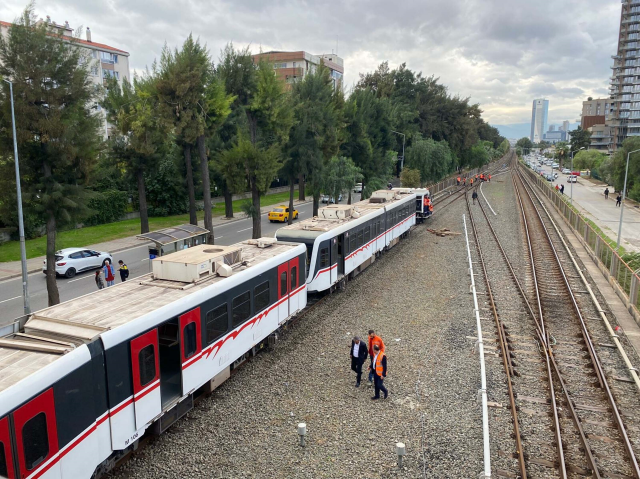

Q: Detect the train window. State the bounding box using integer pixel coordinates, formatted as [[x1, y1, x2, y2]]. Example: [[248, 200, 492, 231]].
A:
[[138, 345, 157, 387], [22, 412, 48, 471], [364, 226, 370, 242], [183, 322, 197, 359], [291, 267, 298, 289], [232, 291, 251, 327], [280, 271, 288, 295], [0, 441, 7, 477], [349, 234, 356, 252], [320, 248, 329, 268], [206, 305, 228, 344], [357, 230, 363, 247], [254, 281, 270, 313]]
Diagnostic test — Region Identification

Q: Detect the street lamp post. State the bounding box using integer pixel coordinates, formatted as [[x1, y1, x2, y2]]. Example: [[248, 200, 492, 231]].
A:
[[3, 79, 30, 315], [390, 130, 405, 177], [570, 147, 585, 206], [617, 148, 640, 249]]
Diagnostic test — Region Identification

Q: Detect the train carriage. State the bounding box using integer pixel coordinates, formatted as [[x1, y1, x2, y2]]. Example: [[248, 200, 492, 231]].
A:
[[275, 190, 416, 293], [392, 187, 432, 223], [0, 239, 306, 479]]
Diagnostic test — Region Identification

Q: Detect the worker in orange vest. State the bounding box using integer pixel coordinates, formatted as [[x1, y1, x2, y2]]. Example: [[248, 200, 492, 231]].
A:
[[457, 176, 461, 186], [480, 174, 485, 181], [368, 344, 388, 400], [475, 174, 478, 180], [488, 174, 491, 182], [470, 178, 474, 186], [463, 177, 466, 185], [367, 330, 385, 386]]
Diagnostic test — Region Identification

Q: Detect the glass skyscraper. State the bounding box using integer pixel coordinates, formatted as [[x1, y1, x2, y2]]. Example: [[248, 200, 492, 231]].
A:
[[530, 99, 549, 143]]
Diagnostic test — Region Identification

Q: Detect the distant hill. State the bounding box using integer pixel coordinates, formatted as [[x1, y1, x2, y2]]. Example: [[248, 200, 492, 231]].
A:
[[495, 123, 531, 140]]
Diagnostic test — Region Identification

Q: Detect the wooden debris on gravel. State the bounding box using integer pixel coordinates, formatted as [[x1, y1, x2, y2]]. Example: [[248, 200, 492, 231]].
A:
[[427, 227, 461, 237]]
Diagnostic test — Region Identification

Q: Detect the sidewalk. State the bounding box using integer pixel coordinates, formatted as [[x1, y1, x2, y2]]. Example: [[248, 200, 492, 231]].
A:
[[0, 199, 310, 282]]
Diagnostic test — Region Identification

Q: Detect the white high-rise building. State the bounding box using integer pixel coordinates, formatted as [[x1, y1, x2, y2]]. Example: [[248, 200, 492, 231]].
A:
[[530, 99, 549, 143]]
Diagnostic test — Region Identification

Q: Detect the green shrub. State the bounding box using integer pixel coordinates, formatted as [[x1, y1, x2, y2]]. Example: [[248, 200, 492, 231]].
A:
[[85, 190, 129, 226]]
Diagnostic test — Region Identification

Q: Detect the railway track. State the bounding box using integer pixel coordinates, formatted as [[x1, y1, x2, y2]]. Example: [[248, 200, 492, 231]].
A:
[[465, 163, 640, 478]]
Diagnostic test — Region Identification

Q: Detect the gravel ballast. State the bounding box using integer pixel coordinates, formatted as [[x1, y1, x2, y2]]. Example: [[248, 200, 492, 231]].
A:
[[110, 194, 489, 478]]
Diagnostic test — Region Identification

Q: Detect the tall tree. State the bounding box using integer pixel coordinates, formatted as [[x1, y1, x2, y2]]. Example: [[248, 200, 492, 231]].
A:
[[287, 63, 343, 216], [516, 137, 534, 151], [104, 73, 165, 235], [0, 7, 101, 305], [322, 156, 362, 204], [569, 126, 591, 153], [405, 137, 454, 186], [554, 141, 570, 167]]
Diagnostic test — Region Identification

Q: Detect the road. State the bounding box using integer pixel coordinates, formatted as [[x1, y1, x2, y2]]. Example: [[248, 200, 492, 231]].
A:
[[533, 163, 640, 252], [0, 195, 360, 322]]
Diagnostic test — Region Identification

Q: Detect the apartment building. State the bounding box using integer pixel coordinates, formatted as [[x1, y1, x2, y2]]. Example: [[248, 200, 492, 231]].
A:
[[581, 97, 613, 129], [530, 99, 549, 143], [252, 50, 344, 90], [609, 0, 640, 150], [0, 16, 130, 138], [588, 124, 614, 153]]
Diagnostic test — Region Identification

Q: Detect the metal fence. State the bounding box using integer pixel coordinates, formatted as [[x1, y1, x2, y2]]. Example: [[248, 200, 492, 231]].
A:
[[521, 165, 640, 316]]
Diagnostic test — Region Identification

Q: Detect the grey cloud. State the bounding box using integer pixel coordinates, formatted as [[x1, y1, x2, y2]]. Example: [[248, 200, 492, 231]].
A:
[[0, 0, 622, 125]]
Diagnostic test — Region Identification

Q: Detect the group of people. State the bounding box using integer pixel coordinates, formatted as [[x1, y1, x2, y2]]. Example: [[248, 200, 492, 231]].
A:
[[350, 330, 388, 400], [95, 259, 129, 289], [457, 173, 491, 187], [554, 184, 565, 195], [604, 187, 623, 206]]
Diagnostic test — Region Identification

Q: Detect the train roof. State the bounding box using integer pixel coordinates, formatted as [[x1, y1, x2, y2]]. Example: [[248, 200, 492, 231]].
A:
[[0, 239, 302, 394], [276, 189, 414, 239]]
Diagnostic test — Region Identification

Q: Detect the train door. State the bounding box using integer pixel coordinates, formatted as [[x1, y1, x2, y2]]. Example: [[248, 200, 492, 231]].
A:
[[0, 415, 15, 479], [337, 234, 345, 276], [12, 388, 60, 479], [289, 257, 300, 313], [157, 319, 182, 408], [277, 262, 290, 323], [179, 308, 202, 395], [330, 237, 338, 284], [130, 329, 161, 428]]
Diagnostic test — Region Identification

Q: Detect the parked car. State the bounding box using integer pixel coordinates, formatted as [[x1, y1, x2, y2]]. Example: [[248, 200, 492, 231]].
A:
[[568, 175, 578, 183], [552, 163, 559, 168], [562, 168, 571, 174], [553, 173, 558, 180], [353, 183, 363, 193], [42, 248, 113, 278], [545, 174, 554, 181], [321, 194, 343, 204], [268, 205, 299, 222]]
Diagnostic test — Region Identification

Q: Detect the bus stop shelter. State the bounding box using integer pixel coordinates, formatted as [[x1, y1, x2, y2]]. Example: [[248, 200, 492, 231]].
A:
[[137, 224, 210, 258]]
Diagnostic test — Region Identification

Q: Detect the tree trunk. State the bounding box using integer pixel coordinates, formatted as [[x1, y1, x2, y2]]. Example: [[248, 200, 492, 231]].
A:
[[313, 193, 320, 217], [137, 170, 149, 234], [298, 173, 305, 201], [184, 144, 197, 225], [197, 135, 214, 244], [45, 211, 60, 306], [251, 182, 261, 239], [347, 190, 352, 205], [224, 183, 233, 218], [288, 175, 295, 225]]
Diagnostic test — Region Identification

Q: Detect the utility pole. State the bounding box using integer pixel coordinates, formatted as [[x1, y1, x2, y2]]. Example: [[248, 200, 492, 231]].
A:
[[570, 147, 585, 206], [4, 79, 31, 315], [391, 130, 405, 177]]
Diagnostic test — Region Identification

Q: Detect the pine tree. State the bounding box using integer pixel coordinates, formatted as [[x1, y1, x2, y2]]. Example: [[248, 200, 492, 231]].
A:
[[0, 7, 101, 305]]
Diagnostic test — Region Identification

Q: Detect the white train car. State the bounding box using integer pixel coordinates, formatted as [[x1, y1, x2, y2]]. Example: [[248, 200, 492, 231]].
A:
[[392, 187, 432, 223], [0, 239, 306, 479], [275, 189, 416, 293]]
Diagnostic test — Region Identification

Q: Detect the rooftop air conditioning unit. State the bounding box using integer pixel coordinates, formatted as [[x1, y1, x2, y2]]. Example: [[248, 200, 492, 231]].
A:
[[369, 190, 398, 202], [247, 237, 278, 248], [318, 205, 352, 220], [152, 244, 243, 283]]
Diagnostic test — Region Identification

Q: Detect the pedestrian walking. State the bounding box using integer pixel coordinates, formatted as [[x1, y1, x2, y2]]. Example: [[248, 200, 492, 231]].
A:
[[95, 271, 104, 290], [605, 187, 610, 200], [617, 194, 622, 207], [555, 184, 559, 192], [368, 344, 388, 400], [118, 260, 129, 282], [560, 184, 565, 195], [103, 260, 116, 287], [350, 336, 368, 387], [367, 330, 385, 386], [472, 190, 478, 205]]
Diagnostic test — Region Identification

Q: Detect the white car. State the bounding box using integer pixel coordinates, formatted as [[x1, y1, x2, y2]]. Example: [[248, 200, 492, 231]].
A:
[[562, 168, 571, 174], [552, 163, 559, 168], [568, 175, 578, 183], [42, 247, 113, 278], [353, 183, 363, 193]]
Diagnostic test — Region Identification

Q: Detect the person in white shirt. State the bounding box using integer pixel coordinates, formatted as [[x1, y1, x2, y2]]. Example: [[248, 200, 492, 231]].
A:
[[350, 336, 368, 387]]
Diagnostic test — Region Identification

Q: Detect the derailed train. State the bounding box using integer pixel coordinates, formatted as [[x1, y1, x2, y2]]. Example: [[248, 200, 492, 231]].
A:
[[0, 187, 429, 479]]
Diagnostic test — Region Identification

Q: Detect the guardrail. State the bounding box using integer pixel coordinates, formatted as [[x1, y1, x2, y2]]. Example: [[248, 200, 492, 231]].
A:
[[521, 164, 640, 325]]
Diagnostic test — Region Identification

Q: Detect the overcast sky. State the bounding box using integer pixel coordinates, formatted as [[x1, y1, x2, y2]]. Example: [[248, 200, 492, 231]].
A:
[[0, 0, 622, 127]]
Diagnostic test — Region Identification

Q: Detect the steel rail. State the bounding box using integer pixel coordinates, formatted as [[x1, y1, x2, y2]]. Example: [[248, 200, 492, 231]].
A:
[[474, 185, 568, 478], [516, 169, 640, 478], [464, 190, 527, 479]]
